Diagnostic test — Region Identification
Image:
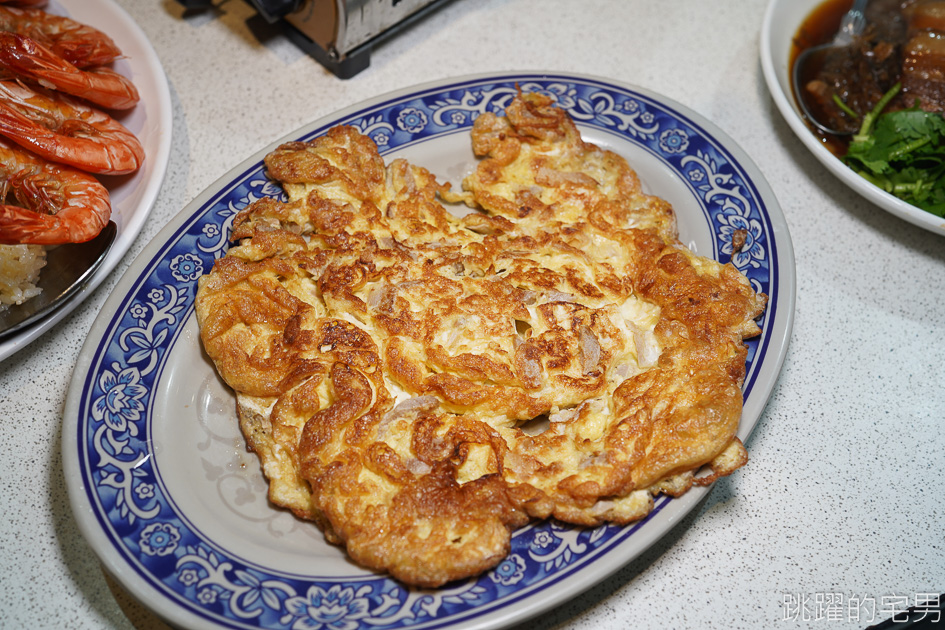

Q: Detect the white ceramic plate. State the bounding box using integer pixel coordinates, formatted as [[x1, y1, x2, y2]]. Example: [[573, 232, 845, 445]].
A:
[[63, 73, 795, 630], [760, 0, 945, 236], [0, 0, 173, 360]]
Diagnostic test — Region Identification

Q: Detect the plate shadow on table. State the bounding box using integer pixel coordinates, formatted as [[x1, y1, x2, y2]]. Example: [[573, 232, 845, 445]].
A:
[[767, 104, 945, 331], [508, 478, 737, 630], [105, 571, 175, 630], [764, 79, 945, 255], [50, 421, 165, 629]]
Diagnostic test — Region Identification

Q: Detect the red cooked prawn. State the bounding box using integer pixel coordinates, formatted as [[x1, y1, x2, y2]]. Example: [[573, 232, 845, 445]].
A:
[[0, 6, 121, 68], [0, 33, 138, 110], [0, 137, 110, 244], [0, 79, 143, 175]]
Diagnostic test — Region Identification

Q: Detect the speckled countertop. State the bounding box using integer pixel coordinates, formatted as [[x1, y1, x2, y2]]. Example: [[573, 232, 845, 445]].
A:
[[1, 0, 943, 628]]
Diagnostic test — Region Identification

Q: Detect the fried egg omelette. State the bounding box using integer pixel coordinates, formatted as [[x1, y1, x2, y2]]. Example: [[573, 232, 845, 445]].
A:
[[195, 93, 767, 587]]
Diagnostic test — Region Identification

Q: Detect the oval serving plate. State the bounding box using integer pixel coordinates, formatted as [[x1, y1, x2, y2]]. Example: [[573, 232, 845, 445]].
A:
[[63, 72, 795, 630], [760, 0, 945, 236], [0, 0, 173, 360]]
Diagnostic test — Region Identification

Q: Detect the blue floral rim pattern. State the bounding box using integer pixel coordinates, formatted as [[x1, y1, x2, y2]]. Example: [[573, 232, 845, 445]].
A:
[[73, 75, 782, 630]]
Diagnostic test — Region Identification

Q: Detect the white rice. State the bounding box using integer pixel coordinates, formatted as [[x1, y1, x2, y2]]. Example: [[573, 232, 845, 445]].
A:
[[0, 244, 46, 312]]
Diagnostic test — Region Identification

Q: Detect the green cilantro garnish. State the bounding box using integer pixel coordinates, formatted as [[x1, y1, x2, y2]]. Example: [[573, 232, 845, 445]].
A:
[[842, 83, 945, 217]]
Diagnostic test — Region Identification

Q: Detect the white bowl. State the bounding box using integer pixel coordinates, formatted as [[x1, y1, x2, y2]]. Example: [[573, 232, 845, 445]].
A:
[[760, 0, 945, 236]]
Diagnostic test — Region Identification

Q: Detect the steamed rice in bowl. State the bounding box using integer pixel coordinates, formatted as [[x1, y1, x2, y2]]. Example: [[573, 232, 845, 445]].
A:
[[0, 245, 46, 312]]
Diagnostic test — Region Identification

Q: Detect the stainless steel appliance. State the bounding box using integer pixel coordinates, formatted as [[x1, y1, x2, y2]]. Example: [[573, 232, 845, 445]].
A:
[[176, 0, 456, 78]]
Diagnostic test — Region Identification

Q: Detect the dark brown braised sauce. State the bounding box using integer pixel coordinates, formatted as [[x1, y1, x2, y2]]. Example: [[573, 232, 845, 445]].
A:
[[791, 0, 945, 155]]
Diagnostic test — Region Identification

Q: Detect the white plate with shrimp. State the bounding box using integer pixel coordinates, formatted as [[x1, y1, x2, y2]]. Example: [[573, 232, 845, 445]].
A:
[[0, 0, 172, 361]]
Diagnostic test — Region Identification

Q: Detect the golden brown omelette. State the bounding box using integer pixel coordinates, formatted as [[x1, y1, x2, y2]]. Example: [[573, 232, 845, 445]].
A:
[[195, 93, 767, 587]]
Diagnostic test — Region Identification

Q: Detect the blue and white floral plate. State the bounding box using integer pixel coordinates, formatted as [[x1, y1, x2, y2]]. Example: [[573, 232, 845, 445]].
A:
[[63, 73, 795, 630]]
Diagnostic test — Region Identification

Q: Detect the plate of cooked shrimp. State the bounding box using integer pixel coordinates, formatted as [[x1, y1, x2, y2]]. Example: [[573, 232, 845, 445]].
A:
[[0, 0, 172, 361]]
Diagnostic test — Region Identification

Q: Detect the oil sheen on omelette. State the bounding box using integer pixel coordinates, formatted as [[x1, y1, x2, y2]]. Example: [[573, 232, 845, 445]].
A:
[[195, 93, 767, 587]]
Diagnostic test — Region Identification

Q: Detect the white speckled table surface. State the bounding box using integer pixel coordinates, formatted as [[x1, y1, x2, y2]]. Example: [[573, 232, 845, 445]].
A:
[[1, 0, 943, 628]]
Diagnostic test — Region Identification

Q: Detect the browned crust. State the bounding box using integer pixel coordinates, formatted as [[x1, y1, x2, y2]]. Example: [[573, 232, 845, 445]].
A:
[[194, 93, 767, 587]]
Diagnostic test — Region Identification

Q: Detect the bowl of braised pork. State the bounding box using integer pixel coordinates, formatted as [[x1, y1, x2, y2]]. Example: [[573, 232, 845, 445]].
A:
[[761, 0, 945, 236]]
